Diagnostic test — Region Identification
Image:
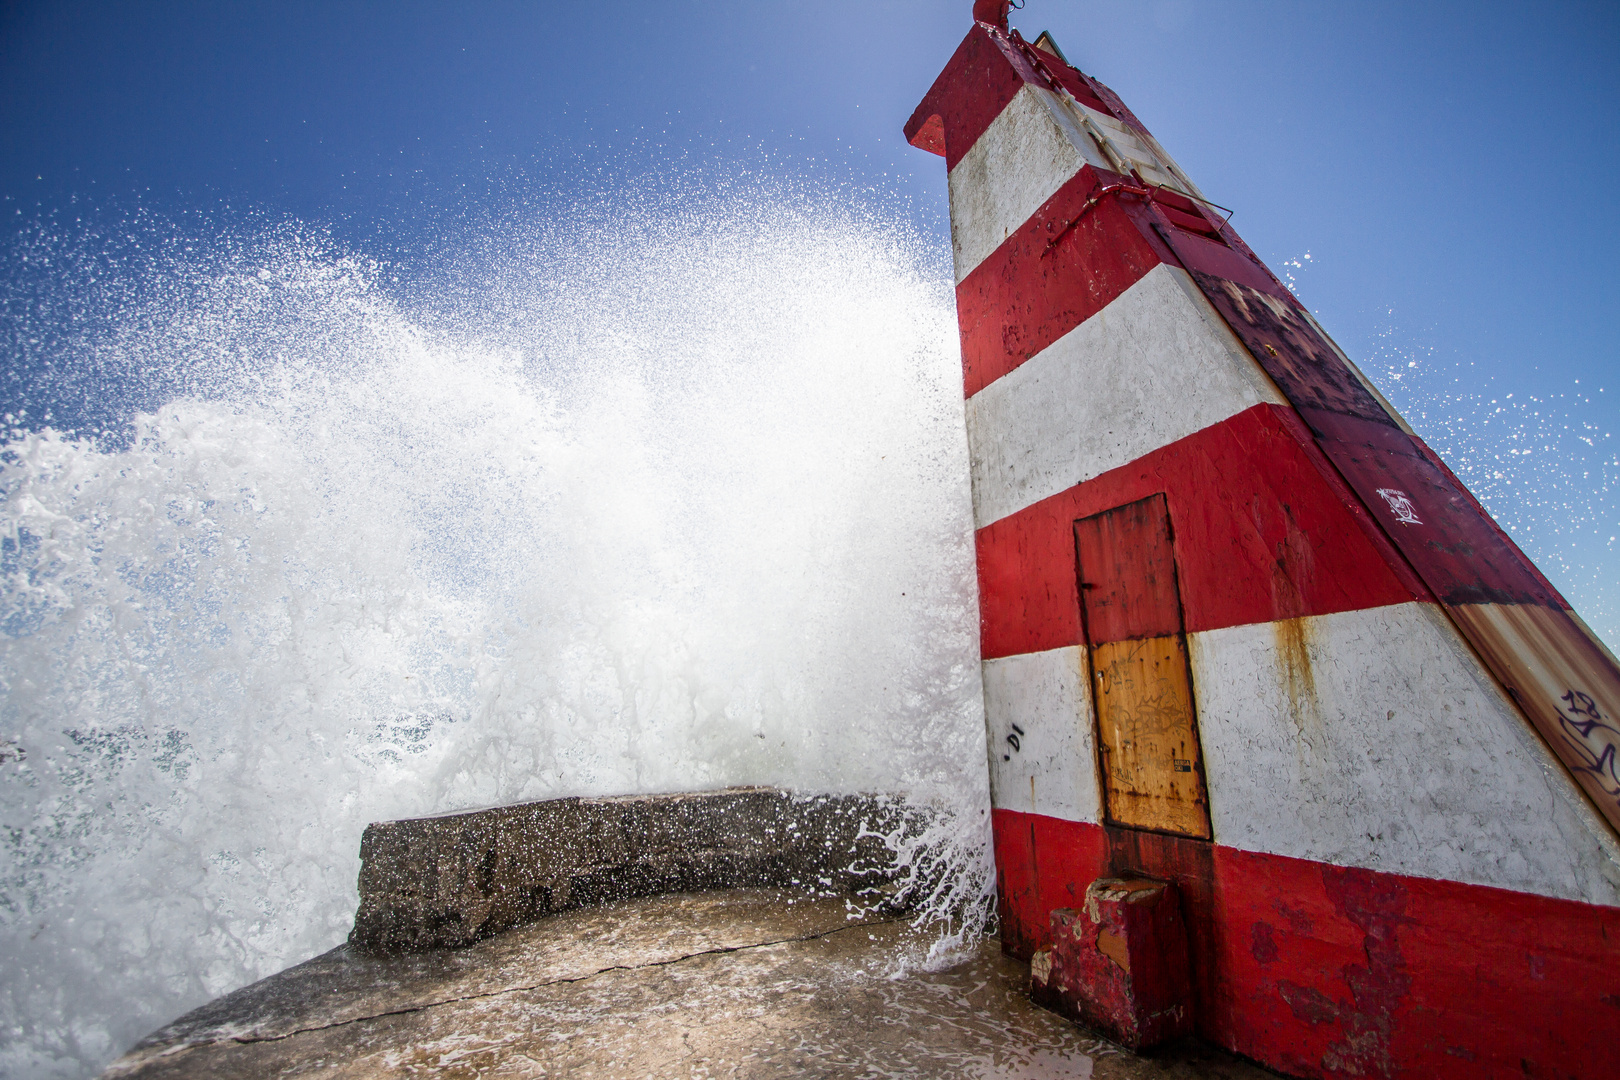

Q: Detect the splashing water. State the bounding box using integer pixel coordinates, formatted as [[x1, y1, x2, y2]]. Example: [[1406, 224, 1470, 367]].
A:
[[1365, 317, 1619, 646], [1283, 257, 1619, 648], [0, 188, 994, 1078]]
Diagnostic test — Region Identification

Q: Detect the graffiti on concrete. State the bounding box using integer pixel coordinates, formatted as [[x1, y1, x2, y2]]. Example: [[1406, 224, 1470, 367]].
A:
[[1374, 488, 1422, 526], [1558, 689, 1620, 797], [1004, 723, 1025, 762]]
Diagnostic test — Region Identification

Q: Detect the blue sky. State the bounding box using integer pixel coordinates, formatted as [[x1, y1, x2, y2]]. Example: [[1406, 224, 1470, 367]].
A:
[[3, 0, 1616, 392], [2, 0, 1618, 631]]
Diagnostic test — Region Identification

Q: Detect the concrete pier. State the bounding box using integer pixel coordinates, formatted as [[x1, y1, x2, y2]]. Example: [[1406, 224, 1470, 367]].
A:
[[105, 888, 1275, 1079]]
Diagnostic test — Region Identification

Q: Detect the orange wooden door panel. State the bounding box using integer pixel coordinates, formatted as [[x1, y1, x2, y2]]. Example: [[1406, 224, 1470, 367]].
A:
[[1075, 494, 1212, 839]]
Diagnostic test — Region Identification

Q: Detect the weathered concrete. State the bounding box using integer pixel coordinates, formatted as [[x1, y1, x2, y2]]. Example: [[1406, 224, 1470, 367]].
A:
[[106, 888, 1278, 1079], [948, 83, 1098, 281], [917, 18, 1620, 1076], [1192, 604, 1620, 904], [350, 788, 912, 952], [1032, 878, 1194, 1050], [983, 644, 1098, 823]]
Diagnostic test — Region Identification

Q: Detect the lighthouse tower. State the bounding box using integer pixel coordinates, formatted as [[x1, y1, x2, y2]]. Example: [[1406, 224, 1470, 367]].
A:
[[909, 5, 1620, 1076]]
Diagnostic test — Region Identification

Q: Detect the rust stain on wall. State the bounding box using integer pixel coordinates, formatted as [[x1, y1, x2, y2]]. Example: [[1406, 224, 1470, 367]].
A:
[[1193, 272, 1393, 426], [1272, 616, 1322, 753]]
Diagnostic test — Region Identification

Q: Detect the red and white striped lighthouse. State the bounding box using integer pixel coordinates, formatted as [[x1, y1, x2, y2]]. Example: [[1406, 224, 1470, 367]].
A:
[[909, 8, 1620, 1077]]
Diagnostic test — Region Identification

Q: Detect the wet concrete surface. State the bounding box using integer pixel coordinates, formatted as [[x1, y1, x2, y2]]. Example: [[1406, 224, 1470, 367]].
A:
[[105, 889, 1278, 1079]]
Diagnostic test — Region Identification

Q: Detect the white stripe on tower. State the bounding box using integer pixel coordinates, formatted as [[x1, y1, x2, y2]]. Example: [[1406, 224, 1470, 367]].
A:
[[982, 645, 1098, 823], [949, 84, 1098, 282], [982, 599, 1620, 902], [965, 264, 1284, 528], [1192, 604, 1620, 904], [949, 86, 1195, 284]]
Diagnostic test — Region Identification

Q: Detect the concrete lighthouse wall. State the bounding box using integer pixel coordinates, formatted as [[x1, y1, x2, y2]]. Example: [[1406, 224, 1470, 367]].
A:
[[909, 15, 1620, 1080]]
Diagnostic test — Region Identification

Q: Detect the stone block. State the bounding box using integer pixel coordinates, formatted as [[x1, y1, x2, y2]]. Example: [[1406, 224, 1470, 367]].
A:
[[1029, 876, 1193, 1049]]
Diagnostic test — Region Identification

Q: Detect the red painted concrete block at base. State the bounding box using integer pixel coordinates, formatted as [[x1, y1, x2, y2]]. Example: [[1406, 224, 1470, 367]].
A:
[[1029, 877, 1194, 1050]]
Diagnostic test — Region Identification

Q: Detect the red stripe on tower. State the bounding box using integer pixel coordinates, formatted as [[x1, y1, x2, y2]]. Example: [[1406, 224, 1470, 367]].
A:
[[908, 11, 1620, 1079]]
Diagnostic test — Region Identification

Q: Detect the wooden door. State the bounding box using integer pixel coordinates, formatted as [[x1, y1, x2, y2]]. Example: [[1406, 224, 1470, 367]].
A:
[[1074, 494, 1212, 839]]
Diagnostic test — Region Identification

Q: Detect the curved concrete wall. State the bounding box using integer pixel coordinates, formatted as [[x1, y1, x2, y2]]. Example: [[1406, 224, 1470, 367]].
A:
[[350, 788, 911, 952]]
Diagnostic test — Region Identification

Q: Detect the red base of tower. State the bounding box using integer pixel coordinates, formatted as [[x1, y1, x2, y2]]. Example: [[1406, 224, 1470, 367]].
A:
[[994, 809, 1620, 1079]]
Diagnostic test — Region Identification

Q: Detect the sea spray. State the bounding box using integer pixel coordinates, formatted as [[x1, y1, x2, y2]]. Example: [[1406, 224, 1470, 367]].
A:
[[0, 190, 993, 1078], [1366, 317, 1619, 647], [1283, 255, 1618, 648]]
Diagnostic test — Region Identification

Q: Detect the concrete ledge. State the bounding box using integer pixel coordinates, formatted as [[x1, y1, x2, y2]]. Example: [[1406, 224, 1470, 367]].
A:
[[350, 788, 911, 953], [102, 889, 1279, 1080]]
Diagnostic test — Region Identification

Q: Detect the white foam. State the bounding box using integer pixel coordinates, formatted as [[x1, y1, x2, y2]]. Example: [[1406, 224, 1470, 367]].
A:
[[0, 194, 993, 1077]]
